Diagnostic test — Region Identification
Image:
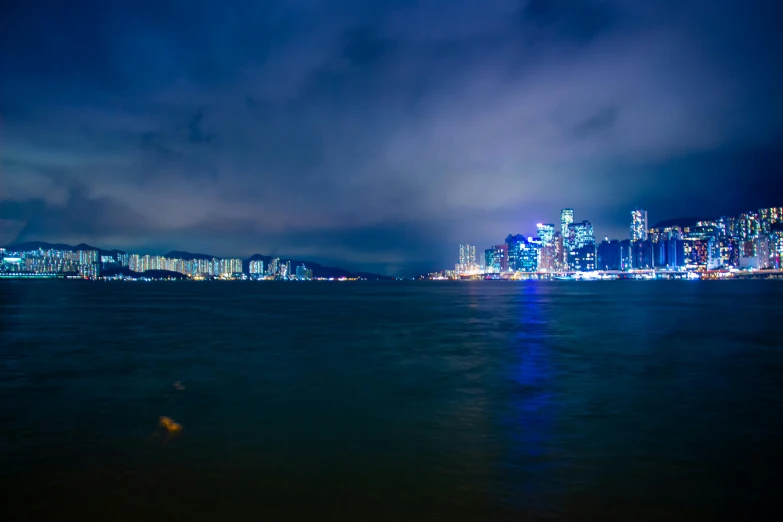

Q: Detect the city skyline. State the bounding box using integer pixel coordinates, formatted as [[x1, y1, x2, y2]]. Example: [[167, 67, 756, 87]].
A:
[[1, 1, 782, 276], [453, 204, 783, 277]]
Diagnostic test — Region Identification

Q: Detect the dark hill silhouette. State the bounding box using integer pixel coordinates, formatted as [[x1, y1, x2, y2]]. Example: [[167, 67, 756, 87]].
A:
[[650, 217, 713, 229], [164, 250, 216, 261], [244, 254, 391, 280]]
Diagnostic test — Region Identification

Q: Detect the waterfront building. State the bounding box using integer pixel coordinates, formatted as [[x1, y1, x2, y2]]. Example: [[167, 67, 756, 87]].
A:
[[485, 244, 508, 273], [295, 264, 313, 280], [649, 225, 682, 243], [505, 234, 526, 271], [560, 208, 574, 266], [597, 238, 621, 270], [553, 232, 564, 271], [770, 225, 783, 269], [560, 208, 574, 235], [536, 223, 556, 271], [709, 237, 739, 269], [570, 244, 596, 271], [568, 220, 594, 249], [518, 237, 539, 272], [683, 239, 711, 271], [759, 207, 783, 235], [249, 260, 264, 275], [681, 221, 718, 241], [631, 240, 653, 269], [458, 244, 477, 272], [620, 239, 633, 270], [630, 208, 648, 242], [738, 211, 760, 241], [267, 258, 279, 276]]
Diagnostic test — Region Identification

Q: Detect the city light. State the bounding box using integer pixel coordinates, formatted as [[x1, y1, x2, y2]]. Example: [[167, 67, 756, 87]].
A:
[[437, 205, 783, 280]]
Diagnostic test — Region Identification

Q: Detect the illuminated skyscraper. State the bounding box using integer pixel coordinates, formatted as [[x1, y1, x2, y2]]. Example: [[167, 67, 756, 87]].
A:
[[560, 208, 574, 237], [505, 234, 527, 271], [249, 260, 264, 275], [267, 258, 279, 276], [630, 208, 648, 241], [536, 223, 555, 246], [536, 223, 556, 271], [484, 244, 508, 273], [738, 211, 760, 241], [295, 264, 312, 280], [458, 244, 476, 269], [759, 207, 783, 235], [560, 209, 574, 266], [568, 221, 594, 249]]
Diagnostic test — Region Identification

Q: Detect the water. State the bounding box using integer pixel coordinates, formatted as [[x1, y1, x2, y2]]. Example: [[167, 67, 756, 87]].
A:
[[1, 280, 782, 521]]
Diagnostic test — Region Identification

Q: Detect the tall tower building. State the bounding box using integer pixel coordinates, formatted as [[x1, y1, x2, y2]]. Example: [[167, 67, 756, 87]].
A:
[[536, 223, 555, 246], [560, 209, 574, 267], [560, 208, 574, 236], [458, 244, 477, 271], [536, 223, 556, 271], [630, 208, 648, 242]]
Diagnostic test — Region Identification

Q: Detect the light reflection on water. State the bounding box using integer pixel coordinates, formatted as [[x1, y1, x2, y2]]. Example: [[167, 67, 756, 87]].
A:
[[1, 280, 782, 521]]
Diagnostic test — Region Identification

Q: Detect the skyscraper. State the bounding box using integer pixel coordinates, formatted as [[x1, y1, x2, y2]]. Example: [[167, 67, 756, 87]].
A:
[[536, 223, 556, 271], [560, 208, 574, 236], [759, 207, 783, 235], [568, 221, 595, 249], [249, 260, 264, 275], [484, 244, 508, 273], [505, 234, 526, 271], [738, 211, 760, 241], [458, 244, 476, 271], [630, 208, 648, 242], [560, 209, 574, 267]]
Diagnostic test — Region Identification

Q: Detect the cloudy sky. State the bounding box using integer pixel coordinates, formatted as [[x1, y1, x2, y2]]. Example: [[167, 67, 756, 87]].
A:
[[1, 0, 781, 274]]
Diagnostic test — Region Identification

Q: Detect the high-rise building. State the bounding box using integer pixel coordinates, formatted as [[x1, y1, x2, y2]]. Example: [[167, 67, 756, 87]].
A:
[[770, 225, 783, 269], [560, 209, 574, 265], [281, 260, 291, 278], [738, 211, 760, 241], [630, 208, 648, 242], [484, 244, 508, 273], [553, 232, 563, 271], [458, 244, 477, 272], [631, 240, 653, 269], [536, 223, 555, 246], [570, 245, 596, 271], [295, 264, 313, 280], [597, 239, 621, 270], [684, 239, 711, 270], [505, 234, 527, 271], [267, 258, 279, 276], [536, 224, 556, 271], [709, 237, 739, 269], [249, 260, 264, 275], [759, 207, 783, 235], [568, 221, 594, 249], [566, 221, 595, 271], [518, 237, 539, 272], [560, 208, 574, 235]]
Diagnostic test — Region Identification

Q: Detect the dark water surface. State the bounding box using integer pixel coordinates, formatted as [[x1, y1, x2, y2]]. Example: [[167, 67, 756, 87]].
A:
[[2, 281, 782, 521]]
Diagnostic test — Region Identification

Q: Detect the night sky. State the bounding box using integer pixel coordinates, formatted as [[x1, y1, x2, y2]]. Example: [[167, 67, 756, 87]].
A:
[[1, 0, 781, 275]]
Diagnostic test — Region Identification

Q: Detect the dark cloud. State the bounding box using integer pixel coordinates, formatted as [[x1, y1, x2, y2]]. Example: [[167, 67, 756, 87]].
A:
[[573, 106, 619, 139], [1, 0, 782, 274]]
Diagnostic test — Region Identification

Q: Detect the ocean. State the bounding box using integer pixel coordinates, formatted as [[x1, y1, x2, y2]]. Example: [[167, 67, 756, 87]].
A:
[[1, 280, 782, 521]]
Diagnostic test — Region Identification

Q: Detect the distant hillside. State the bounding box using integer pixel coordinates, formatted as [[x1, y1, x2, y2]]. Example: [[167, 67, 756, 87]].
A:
[[1, 241, 391, 279], [3, 241, 126, 257], [244, 254, 391, 280], [650, 217, 713, 229], [164, 250, 216, 261], [101, 266, 188, 279]]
